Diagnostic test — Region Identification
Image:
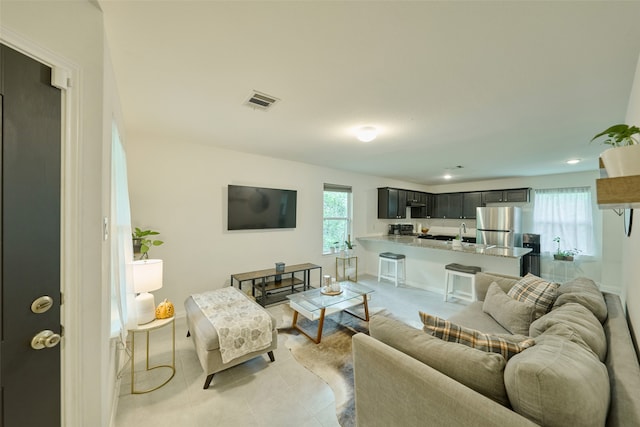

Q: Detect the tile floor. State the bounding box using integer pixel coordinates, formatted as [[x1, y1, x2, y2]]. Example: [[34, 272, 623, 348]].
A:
[[114, 275, 468, 427]]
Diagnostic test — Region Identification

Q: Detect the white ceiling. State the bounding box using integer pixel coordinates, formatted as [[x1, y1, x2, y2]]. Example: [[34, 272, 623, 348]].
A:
[[100, 1, 640, 185]]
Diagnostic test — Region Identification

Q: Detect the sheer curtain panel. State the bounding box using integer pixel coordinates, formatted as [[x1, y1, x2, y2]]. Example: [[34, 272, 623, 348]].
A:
[[110, 124, 137, 342], [533, 187, 595, 256]]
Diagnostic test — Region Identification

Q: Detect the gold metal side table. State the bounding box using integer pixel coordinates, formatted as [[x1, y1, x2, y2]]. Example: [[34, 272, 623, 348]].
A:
[[129, 316, 176, 394], [336, 255, 358, 282]]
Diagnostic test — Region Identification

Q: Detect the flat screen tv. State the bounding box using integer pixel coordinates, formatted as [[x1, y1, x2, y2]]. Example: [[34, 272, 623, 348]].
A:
[[227, 185, 297, 230]]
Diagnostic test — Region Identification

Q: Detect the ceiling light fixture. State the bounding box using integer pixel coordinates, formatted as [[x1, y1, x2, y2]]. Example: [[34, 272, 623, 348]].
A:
[[566, 159, 581, 165], [443, 173, 452, 180], [356, 126, 378, 142]]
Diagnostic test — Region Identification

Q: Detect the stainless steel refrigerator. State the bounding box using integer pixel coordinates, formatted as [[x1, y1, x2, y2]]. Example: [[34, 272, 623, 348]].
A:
[[476, 207, 522, 248]]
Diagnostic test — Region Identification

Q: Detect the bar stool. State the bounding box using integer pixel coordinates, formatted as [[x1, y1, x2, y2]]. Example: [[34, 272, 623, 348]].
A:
[[444, 263, 481, 302], [378, 252, 406, 287]]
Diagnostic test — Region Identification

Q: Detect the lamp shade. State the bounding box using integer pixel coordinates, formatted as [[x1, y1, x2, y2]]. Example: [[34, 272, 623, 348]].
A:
[[133, 259, 163, 293]]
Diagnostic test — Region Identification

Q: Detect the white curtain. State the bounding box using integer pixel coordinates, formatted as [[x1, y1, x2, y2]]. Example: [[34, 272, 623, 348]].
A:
[[533, 187, 595, 256], [110, 123, 137, 342]]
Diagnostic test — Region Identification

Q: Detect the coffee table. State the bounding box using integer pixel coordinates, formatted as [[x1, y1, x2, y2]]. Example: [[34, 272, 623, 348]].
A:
[[286, 281, 374, 344]]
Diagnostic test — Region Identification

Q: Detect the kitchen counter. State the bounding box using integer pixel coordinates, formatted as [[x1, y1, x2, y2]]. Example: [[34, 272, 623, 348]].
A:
[[354, 235, 530, 294], [358, 235, 532, 259]]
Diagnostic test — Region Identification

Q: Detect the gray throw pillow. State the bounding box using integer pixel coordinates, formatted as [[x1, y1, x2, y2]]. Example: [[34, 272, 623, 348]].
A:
[[474, 272, 520, 301], [483, 282, 537, 336]]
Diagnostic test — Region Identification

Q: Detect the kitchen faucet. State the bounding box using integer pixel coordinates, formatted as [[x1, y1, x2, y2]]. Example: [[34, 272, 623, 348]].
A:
[[459, 222, 467, 240]]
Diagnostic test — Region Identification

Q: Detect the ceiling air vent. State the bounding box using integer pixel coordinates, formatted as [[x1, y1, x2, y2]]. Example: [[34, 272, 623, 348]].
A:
[[244, 90, 279, 111]]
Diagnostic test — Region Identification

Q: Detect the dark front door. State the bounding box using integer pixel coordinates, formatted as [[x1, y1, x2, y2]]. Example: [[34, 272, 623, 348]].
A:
[[0, 44, 62, 427]]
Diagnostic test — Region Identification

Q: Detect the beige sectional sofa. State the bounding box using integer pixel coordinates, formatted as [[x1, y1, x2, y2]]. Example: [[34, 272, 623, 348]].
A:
[[353, 273, 640, 426]]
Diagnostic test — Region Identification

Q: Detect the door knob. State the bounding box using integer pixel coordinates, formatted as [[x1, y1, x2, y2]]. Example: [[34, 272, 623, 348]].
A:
[[31, 330, 61, 350]]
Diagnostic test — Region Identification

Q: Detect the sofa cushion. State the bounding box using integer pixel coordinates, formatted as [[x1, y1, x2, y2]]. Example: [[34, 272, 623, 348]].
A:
[[483, 282, 537, 336], [507, 273, 559, 318], [419, 312, 535, 360], [504, 333, 610, 427], [530, 302, 606, 361], [448, 301, 512, 335], [370, 314, 510, 406], [553, 277, 607, 323], [474, 272, 521, 301]]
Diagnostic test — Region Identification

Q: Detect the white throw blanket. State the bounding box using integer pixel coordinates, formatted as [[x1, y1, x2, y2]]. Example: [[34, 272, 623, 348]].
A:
[[192, 287, 273, 364]]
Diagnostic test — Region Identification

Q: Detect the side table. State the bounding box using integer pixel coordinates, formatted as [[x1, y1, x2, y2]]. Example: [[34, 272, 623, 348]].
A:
[[336, 256, 358, 282], [129, 316, 176, 394]]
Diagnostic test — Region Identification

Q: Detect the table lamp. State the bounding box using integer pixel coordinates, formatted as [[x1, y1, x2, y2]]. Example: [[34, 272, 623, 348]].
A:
[[133, 259, 163, 324]]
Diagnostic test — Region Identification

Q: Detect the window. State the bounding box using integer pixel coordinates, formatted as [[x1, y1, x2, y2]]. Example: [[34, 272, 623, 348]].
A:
[[323, 184, 352, 254], [533, 187, 595, 256]]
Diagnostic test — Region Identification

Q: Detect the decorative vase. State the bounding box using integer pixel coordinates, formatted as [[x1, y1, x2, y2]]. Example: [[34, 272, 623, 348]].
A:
[[600, 145, 640, 177]]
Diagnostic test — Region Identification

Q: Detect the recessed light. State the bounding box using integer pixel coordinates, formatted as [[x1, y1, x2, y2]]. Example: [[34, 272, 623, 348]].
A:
[[566, 159, 581, 165], [356, 126, 378, 142], [443, 174, 452, 180]]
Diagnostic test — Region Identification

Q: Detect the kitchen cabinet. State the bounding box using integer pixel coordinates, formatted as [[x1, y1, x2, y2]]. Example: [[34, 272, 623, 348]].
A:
[[434, 193, 463, 218], [410, 192, 434, 218], [482, 188, 530, 204], [378, 187, 407, 219], [462, 192, 482, 218]]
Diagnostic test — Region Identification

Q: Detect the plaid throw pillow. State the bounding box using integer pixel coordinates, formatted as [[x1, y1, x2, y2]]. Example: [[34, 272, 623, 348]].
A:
[[419, 312, 535, 360], [507, 273, 559, 317]]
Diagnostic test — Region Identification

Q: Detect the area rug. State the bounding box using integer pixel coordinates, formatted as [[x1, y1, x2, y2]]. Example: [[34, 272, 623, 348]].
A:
[[277, 305, 387, 427]]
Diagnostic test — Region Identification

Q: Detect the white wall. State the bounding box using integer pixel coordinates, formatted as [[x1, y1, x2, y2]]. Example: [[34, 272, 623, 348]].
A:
[[622, 52, 640, 348], [1, 1, 110, 426], [126, 136, 427, 314]]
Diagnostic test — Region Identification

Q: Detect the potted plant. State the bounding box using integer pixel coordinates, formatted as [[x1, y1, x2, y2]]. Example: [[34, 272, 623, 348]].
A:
[[552, 237, 581, 261], [132, 227, 164, 259], [591, 124, 640, 177], [344, 235, 356, 256]]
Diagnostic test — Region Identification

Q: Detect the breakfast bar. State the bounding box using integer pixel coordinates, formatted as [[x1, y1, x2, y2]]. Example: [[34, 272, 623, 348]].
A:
[[356, 235, 532, 295]]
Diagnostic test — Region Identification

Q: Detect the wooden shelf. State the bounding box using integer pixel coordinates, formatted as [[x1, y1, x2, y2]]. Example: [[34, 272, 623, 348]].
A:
[[596, 158, 640, 209], [254, 277, 304, 293], [596, 175, 640, 208]]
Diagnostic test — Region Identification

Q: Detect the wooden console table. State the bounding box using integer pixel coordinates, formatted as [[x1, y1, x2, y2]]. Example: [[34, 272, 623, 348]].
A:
[[230, 263, 322, 306]]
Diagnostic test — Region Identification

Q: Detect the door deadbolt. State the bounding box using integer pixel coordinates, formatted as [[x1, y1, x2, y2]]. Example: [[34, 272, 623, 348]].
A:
[[31, 295, 54, 314], [31, 330, 61, 350]]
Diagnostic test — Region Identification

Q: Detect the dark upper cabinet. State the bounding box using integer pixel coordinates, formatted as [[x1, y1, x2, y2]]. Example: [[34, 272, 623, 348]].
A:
[[462, 192, 482, 219], [504, 188, 530, 202], [433, 193, 463, 218], [482, 188, 530, 204], [378, 187, 407, 219], [379, 187, 529, 220], [449, 193, 463, 218], [410, 192, 434, 218]]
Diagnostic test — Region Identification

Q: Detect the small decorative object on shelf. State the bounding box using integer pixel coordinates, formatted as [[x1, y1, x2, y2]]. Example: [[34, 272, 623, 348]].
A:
[[155, 299, 175, 319], [275, 262, 285, 283]]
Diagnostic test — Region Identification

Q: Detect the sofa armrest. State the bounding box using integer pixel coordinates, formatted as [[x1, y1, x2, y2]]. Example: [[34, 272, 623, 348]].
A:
[[353, 334, 538, 427]]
